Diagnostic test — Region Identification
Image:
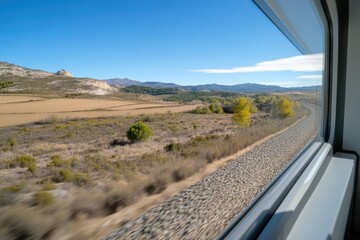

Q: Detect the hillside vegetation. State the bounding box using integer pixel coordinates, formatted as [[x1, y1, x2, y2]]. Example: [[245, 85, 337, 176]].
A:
[[122, 85, 179, 95], [0, 62, 116, 96]]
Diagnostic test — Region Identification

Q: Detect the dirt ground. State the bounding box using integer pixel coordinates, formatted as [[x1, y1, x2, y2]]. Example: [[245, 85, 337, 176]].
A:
[[0, 95, 198, 127]]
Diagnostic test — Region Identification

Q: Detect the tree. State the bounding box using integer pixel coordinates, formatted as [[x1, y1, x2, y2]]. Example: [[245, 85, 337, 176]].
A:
[[233, 97, 252, 127], [274, 96, 294, 118], [126, 122, 153, 143], [249, 99, 258, 113], [209, 102, 223, 114], [255, 95, 275, 112], [209, 102, 217, 113]]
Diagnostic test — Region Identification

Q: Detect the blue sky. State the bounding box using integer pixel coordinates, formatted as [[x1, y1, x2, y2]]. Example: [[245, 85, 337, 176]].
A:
[[0, 0, 323, 87]]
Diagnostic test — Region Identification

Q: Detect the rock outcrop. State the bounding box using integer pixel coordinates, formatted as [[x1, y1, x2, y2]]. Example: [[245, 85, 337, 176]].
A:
[[56, 69, 73, 77]]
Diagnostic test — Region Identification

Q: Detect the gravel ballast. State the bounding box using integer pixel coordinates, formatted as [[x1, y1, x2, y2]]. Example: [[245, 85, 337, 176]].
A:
[[105, 104, 318, 240]]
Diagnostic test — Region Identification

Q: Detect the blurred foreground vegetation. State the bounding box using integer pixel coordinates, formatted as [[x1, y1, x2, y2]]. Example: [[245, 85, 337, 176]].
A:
[[0, 92, 307, 239]]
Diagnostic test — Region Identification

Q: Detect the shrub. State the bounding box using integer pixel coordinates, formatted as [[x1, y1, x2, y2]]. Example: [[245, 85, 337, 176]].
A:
[[164, 142, 181, 152], [144, 171, 171, 195], [65, 130, 74, 138], [8, 138, 17, 148], [0, 205, 59, 239], [255, 95, 276, 112], [27, 162, 37, 174], [15, 155, 37, 173], [110, 139, 129, 147], [141, 115, 153, 122], [171, 168, 186, 181], [222, 104, 234, 113], [33, 191, 55, 206], [52, 168, 90, 186], [0, 81, 14, 90], [2, 183, 24, 193], [104, 186, 135, 214], [48, 155, 64, 167], [126, 121, 153, 143], [273, 96, 294, 118], [16, 155, 36, 168], [59, 168, 74, 181], [70, 192, 104, 219], [52, 168, 74, 182], [209, 102, 223, 114], [55, 124, 66, 130], [191, 106, 212, 114], [73, 173, 91, 186], [67, 156, 78, 167], [191, 135, 207, 143], [47, 115, 61, 124], [216, 107, 224, 114], [48, 155, 77, 168], [209, 102, 217, 113], [170, 160, 201, 182], [84, 154, 115, 171], [42, 182, 56, 191]]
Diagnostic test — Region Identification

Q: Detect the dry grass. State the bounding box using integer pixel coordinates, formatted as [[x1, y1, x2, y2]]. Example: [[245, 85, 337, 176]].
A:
[[0, 95, 44, 104], [0, 205, 66, 240], [0, 100, 307, 239], [0, 95, 199, 127]]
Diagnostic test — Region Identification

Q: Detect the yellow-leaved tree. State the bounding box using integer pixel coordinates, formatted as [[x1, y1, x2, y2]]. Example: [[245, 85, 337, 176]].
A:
[[233, 97, 253, 127], [274, 96, 294, 118]]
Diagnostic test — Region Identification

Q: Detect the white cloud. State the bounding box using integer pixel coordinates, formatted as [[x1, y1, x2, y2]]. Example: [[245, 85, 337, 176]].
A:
[[297, 74, 322, 79], [190, 53, 324, 73]]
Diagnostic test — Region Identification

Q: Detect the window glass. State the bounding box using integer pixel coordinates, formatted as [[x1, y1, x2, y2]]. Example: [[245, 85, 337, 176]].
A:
[[255, 0, 326, 141], [0, 1, 325, 239]]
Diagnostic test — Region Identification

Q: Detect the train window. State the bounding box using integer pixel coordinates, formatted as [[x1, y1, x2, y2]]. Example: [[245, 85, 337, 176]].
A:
[[254, 0, 327, 140], [0, 0, 326, 239]]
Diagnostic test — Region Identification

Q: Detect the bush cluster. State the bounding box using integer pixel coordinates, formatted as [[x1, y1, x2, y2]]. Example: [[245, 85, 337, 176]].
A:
[[52, 168, 91, 186], [15, 155, 37, 174], [273, 96, 295, 118], [123, 85, 178, 95], [191, 106, 212, 114], [126, 122, 153, 143], [33, 191, 55, 206], [0, 81, 14, 90]]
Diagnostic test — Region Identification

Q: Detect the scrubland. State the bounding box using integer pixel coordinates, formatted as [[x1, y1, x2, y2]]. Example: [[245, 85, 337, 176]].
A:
[[0, 94, 307, 239]]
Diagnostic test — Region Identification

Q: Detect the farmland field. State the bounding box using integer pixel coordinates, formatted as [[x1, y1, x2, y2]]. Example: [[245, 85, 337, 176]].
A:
[[0, 95, 198, 127]]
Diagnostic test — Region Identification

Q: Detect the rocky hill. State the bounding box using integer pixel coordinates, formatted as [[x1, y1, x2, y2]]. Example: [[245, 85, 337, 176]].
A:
[[0, 62, 117, 95], [0, 62, 53, 78]]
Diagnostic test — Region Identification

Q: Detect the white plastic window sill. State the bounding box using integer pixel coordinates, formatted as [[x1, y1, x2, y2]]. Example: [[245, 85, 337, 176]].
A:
[[259, 145, 356, 239]]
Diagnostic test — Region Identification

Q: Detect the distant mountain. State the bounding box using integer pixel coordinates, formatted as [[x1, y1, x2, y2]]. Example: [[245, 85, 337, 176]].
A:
[[0, 61, 318, 96], [286, 85, 322, 91], [106, 78, 182, 89], [104, 78, 319, 93], [0, 62, 117, 95], [182, 83, 284, 92], [105, 78, 142, 87], [141, 81, 182, 88]]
